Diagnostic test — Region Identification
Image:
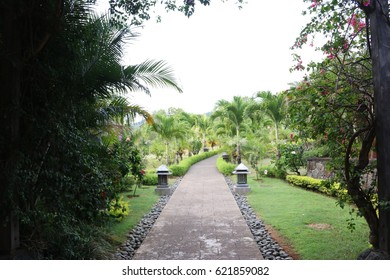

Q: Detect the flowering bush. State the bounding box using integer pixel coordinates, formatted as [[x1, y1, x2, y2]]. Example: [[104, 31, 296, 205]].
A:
[[275, 142, 305, 176]]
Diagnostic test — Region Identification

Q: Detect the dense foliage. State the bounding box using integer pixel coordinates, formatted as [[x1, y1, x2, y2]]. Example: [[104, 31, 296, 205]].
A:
[[0, 0, 181, 258]]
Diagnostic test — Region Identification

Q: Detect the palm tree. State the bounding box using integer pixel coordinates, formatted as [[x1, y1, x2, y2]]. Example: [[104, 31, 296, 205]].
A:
[[255, 91, 286, 144], [151, 112, 189, 165], [80, 13, 182, 142], [211, 96, 251, 164], [0, 2, 183, 256], [196, 114, 212, 151]]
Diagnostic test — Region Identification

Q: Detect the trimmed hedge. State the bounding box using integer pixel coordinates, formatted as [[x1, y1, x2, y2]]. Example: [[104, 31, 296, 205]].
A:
[[170, 150, 220, 176], [216, 156, 236, 175], [142, 171, 158, 186], [142, 150, 220, 184], [286, 175, 347, 198]]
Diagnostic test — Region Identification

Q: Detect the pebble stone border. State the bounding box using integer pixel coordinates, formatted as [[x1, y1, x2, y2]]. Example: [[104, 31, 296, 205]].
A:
[[224, 176, 292, 260], [114, 175, 292, 260]]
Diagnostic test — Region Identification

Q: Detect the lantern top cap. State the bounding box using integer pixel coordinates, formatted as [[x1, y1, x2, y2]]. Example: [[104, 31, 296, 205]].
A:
[[156, 164, 172, 174], [233, 163, 250, 174]]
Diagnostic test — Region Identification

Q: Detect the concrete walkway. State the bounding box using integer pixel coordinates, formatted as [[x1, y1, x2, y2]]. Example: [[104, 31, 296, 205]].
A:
[[133, 155, 264, 260]]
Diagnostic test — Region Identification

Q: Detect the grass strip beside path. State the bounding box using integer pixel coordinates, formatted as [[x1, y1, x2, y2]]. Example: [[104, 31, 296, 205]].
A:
[[246, 176, 370, 260]]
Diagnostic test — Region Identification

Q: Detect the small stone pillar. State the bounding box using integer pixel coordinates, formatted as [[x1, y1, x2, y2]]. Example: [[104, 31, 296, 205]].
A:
[[232, 163, 251, 194], [155, 165, 172, 196]]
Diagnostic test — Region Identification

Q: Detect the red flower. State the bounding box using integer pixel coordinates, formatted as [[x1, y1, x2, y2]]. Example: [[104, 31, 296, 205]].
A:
[[140, 169, 146, 175]]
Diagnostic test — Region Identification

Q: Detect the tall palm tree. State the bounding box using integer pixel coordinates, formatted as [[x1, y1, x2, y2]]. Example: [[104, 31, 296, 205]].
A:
[[211, 96, 251, 164], [151, 112, 189, 165], [255, 91, 286, 144], [196, 114, 212, 151]]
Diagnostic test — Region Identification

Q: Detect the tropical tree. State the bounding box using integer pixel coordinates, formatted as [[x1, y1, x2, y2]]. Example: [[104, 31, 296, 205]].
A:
[[150, 111, 189, 165], [211, 96, 251, 164], [241, 118, 272, 179], [0, 1, 182, 258], [196, 114, 212, 151], [293, 0, 390, 257], [254, 91, 286, 145]]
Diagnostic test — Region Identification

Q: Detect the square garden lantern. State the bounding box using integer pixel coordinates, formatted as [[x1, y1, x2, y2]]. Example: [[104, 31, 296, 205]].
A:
[[222, 152, 229, 162], [232, 163, 251, 194], [155, 164, 172, 195]]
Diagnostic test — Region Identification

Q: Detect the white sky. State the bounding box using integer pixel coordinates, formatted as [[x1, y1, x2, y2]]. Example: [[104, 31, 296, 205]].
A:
[[96, 0, 318, 115]]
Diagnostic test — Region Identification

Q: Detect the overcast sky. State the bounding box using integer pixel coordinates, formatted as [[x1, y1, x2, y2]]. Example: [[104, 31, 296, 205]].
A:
[[96, 0, 319, 115]]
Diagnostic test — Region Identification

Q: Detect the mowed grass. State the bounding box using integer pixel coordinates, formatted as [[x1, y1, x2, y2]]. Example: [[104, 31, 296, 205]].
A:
[[246, 176, 370, 259]]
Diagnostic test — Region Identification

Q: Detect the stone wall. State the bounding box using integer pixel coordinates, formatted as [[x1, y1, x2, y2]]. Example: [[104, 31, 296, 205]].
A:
[[306, 157, 334, 179], [306, 157, 377, 191]]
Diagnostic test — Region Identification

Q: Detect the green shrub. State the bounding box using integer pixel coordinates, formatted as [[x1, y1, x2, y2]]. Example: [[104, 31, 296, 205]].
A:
[[170, 164, 189, 176], [142, 171, 158, 186], [170, 150, 219, 176], [107, 196, 130, 222], [257, 165, 277, 178], [286, 175, 348, 199], [286, 175, 323, 190], [116, 175, 136, 192], [216, 157, 236, 175], [303, 145, 331, 159]]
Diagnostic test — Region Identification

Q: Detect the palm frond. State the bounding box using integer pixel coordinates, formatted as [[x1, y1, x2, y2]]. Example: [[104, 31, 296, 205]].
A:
[[123, 59, 183, 94]]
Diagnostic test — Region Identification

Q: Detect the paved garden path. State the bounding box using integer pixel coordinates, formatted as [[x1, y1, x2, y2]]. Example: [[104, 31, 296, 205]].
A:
[[133, 155, 264, 260]]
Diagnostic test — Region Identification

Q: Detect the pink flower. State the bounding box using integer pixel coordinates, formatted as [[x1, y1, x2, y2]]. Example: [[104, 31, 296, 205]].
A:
[[363, 0, 370, 6], [349, 14, 357, 27], [295, 60, 304, 71], [311, 0, 317, 8], [327, 53, 335, 59], [349, 14, 366, 31]]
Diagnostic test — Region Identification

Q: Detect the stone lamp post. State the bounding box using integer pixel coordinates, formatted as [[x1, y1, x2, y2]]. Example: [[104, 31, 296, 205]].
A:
[[155, 164, 172, 196], [222, 152, 229, 162], [232, 163, 250, 194]]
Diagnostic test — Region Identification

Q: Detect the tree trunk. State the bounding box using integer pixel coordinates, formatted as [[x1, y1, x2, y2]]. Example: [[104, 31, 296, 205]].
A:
[[369, 0, 390, 254], [165, 142, 170, 165], [0, 1, 23, 255], [236, 127, 241, 164], [275, 123, 281, 159]]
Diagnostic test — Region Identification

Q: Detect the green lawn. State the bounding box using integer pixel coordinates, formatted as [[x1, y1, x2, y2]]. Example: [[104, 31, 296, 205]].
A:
[[246, 176, 370, 260]]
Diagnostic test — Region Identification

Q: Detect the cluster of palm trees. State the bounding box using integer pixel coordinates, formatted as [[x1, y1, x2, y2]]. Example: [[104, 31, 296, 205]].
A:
[[135, 91, 287, 170]]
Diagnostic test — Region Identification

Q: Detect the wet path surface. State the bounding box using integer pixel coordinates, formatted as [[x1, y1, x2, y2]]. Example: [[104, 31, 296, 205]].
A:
[[133, 156, 263, 260]]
